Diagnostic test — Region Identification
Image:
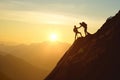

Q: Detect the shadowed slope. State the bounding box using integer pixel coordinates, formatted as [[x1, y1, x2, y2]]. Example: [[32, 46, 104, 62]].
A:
[[45, 11, 120, 80]]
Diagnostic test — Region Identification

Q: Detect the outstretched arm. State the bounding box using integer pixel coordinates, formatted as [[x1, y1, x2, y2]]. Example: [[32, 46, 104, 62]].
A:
[[77, 26, 82, 29]]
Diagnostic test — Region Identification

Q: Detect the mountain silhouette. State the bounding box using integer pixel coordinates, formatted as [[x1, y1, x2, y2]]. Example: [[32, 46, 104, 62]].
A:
[[0, 41, 70, 80], [45, 11, 120, 80], [0, 53, 47, 80], [0, 41, 70, 71]]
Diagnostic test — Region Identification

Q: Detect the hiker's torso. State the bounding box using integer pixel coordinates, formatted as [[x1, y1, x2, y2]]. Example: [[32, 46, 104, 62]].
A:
[[81, 22, 87, 29], [82, 25, 87, 29], [73, 27, 78, 33]]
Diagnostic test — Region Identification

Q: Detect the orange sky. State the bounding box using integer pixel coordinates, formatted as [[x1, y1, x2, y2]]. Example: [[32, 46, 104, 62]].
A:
[[0, 0, 119, 44], [0, 11, 103, 44]]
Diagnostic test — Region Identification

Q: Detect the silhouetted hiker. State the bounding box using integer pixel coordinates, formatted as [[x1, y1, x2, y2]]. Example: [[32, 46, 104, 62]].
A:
[[79, 22, 89, 36], [73, 25, 82, 40]]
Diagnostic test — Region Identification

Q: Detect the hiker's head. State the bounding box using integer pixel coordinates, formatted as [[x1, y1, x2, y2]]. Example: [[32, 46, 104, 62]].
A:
[[80, 22, 86, 26], [80, 22, 84, 25], [74, 25, 76, 28]]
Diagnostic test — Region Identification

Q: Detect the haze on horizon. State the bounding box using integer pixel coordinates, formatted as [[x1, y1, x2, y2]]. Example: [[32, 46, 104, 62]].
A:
[[0, 0, 120, 44]]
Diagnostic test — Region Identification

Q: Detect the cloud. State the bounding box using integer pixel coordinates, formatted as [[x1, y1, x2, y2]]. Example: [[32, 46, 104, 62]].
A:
[[0, 0, 119, 25], [0, 0, 87, 14], [0, 10, 74, 25]]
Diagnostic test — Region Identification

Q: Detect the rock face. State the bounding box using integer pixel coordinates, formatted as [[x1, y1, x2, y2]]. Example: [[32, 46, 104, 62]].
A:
[[45, 11, 120, 80]]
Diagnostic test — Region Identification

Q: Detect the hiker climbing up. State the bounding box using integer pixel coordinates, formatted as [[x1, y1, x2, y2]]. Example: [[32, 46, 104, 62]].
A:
[[73, 25, 82, 40], [79, 22, 89, 36]]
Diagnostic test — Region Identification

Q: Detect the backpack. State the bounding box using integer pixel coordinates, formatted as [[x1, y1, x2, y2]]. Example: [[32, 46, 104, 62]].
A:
[[81, 22, 87, 27]]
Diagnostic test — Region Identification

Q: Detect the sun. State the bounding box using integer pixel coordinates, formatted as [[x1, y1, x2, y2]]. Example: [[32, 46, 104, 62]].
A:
[[50, 33, 58, 41]]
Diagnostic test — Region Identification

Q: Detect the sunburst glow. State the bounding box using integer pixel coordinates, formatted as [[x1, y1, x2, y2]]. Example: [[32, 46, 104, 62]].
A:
[[50, 34, 58, 41]]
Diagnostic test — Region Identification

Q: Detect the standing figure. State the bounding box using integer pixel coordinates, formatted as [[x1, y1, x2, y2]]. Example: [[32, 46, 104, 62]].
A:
[[73, 25, 82, 40], [79, 22, 88, 36]]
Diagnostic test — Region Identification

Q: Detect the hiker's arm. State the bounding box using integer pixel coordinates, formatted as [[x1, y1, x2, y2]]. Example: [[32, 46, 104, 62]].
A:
[[78, 26, 82, 28]]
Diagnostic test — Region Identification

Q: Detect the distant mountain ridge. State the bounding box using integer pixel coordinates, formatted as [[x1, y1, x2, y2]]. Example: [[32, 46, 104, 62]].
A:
[[0, 41, 70, 71], [0, 53, 47, 80], [45, 11, 120, 80], [0, 41, 70, 80]]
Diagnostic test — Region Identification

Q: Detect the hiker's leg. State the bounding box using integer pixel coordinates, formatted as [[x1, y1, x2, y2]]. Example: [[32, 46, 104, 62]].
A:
[[84, 28, 87, 36], [78, 32, 82, 37], [76, 33, 78, 39], [75, 33, 77, 40]]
